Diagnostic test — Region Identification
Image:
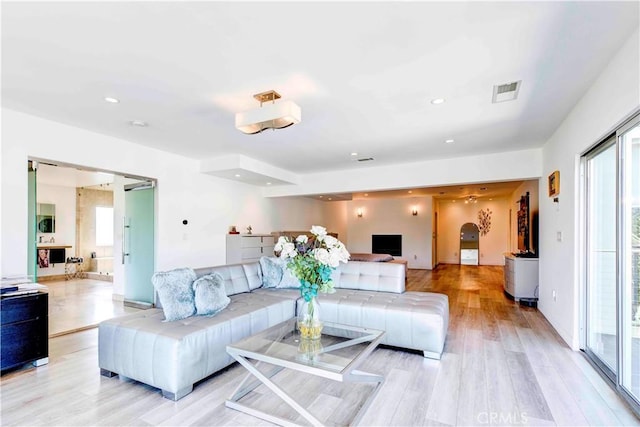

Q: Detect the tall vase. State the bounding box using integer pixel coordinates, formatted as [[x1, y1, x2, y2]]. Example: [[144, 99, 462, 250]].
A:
[[298, 296, 323, 340]]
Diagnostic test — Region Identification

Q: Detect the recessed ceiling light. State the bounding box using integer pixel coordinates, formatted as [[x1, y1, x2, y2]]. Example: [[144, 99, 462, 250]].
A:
[[234, 174, 241, 178], [431, 98, 445, 105], [408, 190, 412, 194], [364, 193, 368, 197], [350, 152, 358, 156], [445, 139, 454, 144], [266, 182, 272, 185], [328, 198, 333, 201], [129, 120, 148, 127], [319, 196, 324, 198], [452, 200, 456, 203], [104, 97, 119, 103], [489, 198, 493, 201]]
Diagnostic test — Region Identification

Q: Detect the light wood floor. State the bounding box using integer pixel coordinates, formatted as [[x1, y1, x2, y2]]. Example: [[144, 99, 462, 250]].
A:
[[46, 278, 140, 337], [1, 265, 639, 426]]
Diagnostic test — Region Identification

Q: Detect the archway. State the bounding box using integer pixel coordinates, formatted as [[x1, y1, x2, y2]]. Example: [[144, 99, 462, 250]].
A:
[[460, 222, 479, 265]]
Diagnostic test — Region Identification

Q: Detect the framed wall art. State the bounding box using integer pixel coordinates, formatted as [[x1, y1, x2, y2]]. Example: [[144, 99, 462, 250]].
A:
[[548, 170, 560, 197]]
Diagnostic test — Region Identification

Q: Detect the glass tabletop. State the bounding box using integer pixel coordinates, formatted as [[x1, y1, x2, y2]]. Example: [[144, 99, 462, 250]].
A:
[[227, 318, 384, 376]]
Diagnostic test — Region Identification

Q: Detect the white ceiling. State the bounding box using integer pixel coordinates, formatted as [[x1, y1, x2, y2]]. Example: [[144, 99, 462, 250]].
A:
[[2, 2, 638, 185]]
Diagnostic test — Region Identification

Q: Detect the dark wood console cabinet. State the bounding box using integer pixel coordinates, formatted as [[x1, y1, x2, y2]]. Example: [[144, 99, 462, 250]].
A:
[[1, 292, 49, 372]]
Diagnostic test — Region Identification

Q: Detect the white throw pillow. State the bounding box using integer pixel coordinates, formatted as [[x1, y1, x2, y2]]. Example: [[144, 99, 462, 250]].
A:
[[192, 273, 231, 316], [152, 267, 197, 322]]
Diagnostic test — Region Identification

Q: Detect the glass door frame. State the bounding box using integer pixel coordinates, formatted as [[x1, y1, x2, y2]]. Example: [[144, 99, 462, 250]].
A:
[[617, 115, 640, 410]]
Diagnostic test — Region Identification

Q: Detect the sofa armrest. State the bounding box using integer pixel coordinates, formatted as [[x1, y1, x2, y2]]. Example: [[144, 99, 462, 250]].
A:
[[331, 261, 405, 293]]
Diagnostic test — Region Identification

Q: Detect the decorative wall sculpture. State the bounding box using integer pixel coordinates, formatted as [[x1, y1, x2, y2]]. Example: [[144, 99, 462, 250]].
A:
[[478, 208, 492, 236]]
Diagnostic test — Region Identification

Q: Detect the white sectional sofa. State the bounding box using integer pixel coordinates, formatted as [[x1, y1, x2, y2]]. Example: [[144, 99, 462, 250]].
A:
[[98, 261, 448, 400]]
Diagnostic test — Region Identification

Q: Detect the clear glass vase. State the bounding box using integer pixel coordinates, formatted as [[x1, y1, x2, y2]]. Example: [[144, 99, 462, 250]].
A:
[[298, 297, 323, 340]]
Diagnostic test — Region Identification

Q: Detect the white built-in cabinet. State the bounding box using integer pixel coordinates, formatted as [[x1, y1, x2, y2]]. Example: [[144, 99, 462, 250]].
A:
[[503, 253, 539, 301], [226, 234, 275, 264]]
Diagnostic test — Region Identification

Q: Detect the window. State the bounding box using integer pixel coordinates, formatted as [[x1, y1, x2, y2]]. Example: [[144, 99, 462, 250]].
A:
[[95, 206, 114, 246]]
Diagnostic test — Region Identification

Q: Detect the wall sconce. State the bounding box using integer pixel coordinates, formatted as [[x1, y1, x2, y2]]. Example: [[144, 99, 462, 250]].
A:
[[357, 208, 363, 218], [411, 206, 418, 216]]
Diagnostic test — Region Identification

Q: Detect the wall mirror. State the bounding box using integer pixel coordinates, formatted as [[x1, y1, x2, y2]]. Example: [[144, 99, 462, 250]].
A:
[[37, 203, 56, 233]]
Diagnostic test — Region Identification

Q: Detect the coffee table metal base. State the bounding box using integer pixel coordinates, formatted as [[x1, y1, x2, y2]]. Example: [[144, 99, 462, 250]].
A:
[[225, 353, 383, 427]]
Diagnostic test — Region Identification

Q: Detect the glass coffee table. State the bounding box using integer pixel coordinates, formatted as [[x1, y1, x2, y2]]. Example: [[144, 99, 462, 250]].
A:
[[225, 318, 385, 426]]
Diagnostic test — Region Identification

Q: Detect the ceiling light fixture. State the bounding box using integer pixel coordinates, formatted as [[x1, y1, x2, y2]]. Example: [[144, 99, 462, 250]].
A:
[[464, 195, 478, 204], [104, 97, 119, 103], [235, 90, 301, 134], [129, 120, 148, 127], [431, 98, 445, 105], [234, 174, 241, 178], [445, 139, 454, 144]]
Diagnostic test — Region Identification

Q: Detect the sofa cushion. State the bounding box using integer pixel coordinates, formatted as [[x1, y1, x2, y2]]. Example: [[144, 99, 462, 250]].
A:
[[252, 287, 302, 301], [331, 261, 405, 293], [316, 289, 448, 357], [193, 273, 231, 316], [152, 267, 197, 322], [194, 263, 261, 295]]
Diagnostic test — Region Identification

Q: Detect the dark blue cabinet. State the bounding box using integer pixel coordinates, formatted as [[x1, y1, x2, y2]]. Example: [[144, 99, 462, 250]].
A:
[[1, 292, 48, 372]]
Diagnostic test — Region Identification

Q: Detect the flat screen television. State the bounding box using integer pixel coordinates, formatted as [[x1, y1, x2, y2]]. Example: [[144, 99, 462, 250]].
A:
[[372, 234, 402, 256]]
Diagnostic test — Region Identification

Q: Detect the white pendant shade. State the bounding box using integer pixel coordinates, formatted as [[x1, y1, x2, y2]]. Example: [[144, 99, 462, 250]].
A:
[[235, 100, 301, 134]]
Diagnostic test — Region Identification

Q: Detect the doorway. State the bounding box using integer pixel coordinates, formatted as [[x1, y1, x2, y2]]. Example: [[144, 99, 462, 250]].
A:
[[460, 222, 480, 265], [28, 160, 156, 336]]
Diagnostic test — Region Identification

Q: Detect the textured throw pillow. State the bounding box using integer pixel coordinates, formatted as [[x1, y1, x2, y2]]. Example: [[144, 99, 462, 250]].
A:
[[278, 261, 301, 289], [152, 267, 197, 322], [192, 273, 230, 316], [259, 257, 283, 288]]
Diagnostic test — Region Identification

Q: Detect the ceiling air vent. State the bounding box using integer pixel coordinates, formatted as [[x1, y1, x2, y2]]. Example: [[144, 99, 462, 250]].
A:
[[357, 157, 374, 162], [492, 80, 521, 103]]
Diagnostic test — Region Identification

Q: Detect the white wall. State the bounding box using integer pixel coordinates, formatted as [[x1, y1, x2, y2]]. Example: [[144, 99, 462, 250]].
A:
[[344, 197, 433, 269], [539, 29, 640, 349], [437, 198, 509, 266], [35, 183, 76, 277], [321, 200, 349, 243], [1, 109, 329, 292]]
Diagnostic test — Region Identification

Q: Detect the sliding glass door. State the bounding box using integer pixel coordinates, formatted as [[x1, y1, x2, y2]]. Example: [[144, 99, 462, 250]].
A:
[[585, 138, 617, 378], [583, 113, 640, 411]]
